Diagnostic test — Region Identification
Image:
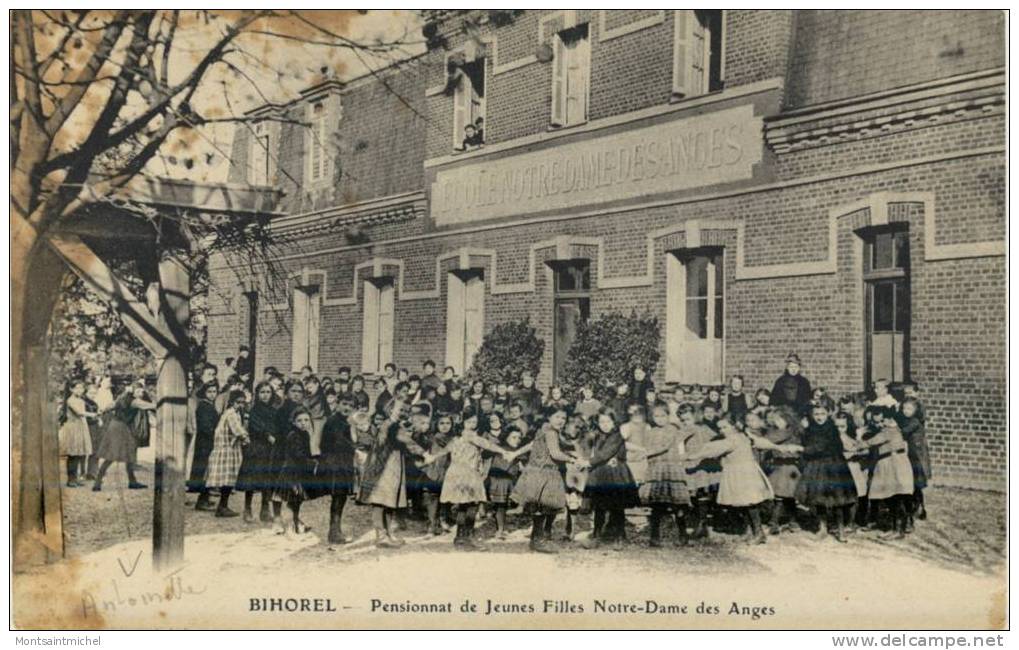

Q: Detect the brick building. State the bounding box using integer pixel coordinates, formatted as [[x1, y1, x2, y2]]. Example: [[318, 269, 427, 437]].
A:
[[207, 10, 1006, 489]]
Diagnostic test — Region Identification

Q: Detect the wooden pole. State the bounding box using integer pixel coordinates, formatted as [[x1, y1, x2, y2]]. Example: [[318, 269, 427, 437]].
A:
[[152, 254, 190, 571]]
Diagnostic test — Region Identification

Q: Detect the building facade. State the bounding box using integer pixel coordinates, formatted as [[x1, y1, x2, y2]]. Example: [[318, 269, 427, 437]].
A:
[[207, 10, 1006, 489]]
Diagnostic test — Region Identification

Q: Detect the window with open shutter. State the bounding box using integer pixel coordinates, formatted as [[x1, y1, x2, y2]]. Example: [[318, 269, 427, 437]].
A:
[[551, 24, 588, 128], [463, 274, 485, 372], [248, 121, 271, 186], [377, 282, 395, 371], [291, 286, 320, 372], [306, 101, 331, 185], [361, 280, 380, 373], [452, 57, 486, 150], [673, 10, 724, 99], [445, 270, 485, 374]]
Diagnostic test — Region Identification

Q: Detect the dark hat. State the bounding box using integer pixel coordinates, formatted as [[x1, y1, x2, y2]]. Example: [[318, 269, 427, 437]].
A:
[[410, 401, 433, 418], [786, 352, 802, 364]]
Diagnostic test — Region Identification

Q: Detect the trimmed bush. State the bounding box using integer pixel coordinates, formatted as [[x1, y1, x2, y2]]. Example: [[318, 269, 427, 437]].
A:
[[465, 318, 545, 387], [561, 310, 661, 399]]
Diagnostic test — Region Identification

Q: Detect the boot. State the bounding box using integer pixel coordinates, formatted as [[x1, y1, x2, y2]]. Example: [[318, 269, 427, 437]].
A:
[[259, 498, 272, 523], [648, 512, 662, 548], [195, 491, 215, 512], [674, 513, 690, 547], [465, 517, 488, 552], [328, 513, 350, 544], [375, 527, 398, 548], [529, 517, 556, 553]]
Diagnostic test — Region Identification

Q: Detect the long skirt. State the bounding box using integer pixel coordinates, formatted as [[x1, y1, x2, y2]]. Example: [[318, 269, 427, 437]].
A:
[[639, 461, 691, 507], [96, 417, 137, 464], [585, 462, 641, 511], [717, 461, 774, 507], [440, 461, 487, 504], [60, 418, 92, 457], [794, 454, 858, 508], [205, 437, 243, 489], [845, 457, 869, 497], [868, 450, 914, 500], [235, 439, 275, 492], [362, 451, 407, 509], [511, 464, 566, 513], [187, 430, 216, 492], [907, 434, 931, 490], [767, 458, 801, 499]]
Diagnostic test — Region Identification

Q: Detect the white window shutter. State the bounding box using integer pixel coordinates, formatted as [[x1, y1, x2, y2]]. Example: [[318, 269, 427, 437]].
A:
[[665, 254, 684, 383], [691, 11, 707, 96], [307, 290, 321, 373], [378, 283, 395, 370], [564, 34, 588, 126], [291, 288, 309, 372], [550, 34, 567, 127], [672, 10, 691, 97], [719, 10, 727, 87], [445, 273, 466, 373], [452, 72, 468, 149], [361, 280, 380, 373], [464, 275, 485, 372]]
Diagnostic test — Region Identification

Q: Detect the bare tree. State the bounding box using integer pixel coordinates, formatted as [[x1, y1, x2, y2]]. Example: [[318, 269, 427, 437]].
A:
[[10, 9, 422, 571]]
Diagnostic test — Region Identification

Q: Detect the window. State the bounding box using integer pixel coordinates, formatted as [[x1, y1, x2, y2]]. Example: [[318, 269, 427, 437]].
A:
[[361, 278, 395, 374], [551, 260, 591, 382], [665, 248, 724, 383], [453, 57, 486, 151], [247, 121, 272, 186], [673, 10, 724, 98], [551, 24, 590, 128], [291, 285, 320, 373], [863, 228, 911, 384], [306, 101, 331, 185], [445, 270, 485, 374]]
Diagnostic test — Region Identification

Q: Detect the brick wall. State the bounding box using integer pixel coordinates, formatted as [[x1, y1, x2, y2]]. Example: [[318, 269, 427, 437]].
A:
[[206, 11, 1006, 490], [787, 10, 1005, 107]]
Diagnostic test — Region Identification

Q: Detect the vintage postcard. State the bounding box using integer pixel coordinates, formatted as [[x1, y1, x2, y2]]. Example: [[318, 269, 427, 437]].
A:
[[10, 8, 1007, 631]]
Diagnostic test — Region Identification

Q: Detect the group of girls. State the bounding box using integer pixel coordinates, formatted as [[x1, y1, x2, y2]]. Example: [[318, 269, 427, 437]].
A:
[[178, 360, 931, 553], [59, 376, 154, 491]]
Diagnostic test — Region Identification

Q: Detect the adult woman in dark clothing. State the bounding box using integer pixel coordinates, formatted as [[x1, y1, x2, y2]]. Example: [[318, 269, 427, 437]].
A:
[[186, 382, 220, 510], [236, 381, 278, 523], [93, 384, 154, 491], [770, 353, 813, 415]]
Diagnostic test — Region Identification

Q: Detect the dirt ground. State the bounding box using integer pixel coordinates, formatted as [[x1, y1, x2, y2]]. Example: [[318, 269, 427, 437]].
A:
[[62, 458, 1005, 576], [25, 457, 1003, 630]]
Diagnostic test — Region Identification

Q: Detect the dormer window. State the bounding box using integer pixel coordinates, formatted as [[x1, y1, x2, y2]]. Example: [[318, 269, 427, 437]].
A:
[[247, 120, 273, 186], [673, 10, 724, 99]]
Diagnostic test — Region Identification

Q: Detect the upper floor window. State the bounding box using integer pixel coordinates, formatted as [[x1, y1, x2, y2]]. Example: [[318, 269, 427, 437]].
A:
[[673, 10, 724, 99], [306, 101, 331, 185], [453, 57, 486, 151], [247, 121, 272, 186], [551, 23, 590, 128]]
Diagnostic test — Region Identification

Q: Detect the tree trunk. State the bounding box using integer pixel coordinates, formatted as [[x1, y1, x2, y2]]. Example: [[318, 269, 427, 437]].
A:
[[11, 219, 70, 571], [152, 255, 190, 570]]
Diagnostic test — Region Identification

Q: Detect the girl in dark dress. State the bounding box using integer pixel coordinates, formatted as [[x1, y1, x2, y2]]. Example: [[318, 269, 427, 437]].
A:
[[187, 383, 220, 510], [723, 375, 750, 425], [898, 398, 930, 526], [270, 381, 305, 531], [582, 407, 641, 547], [510, 406, 581, 553], [275, 408, 318, 537], [319, 396, 358, 544], [794, 402, 858, 542], [93, 385, 154, 491], [236, 381, 277, 523], [628, 366, 655, 408]]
